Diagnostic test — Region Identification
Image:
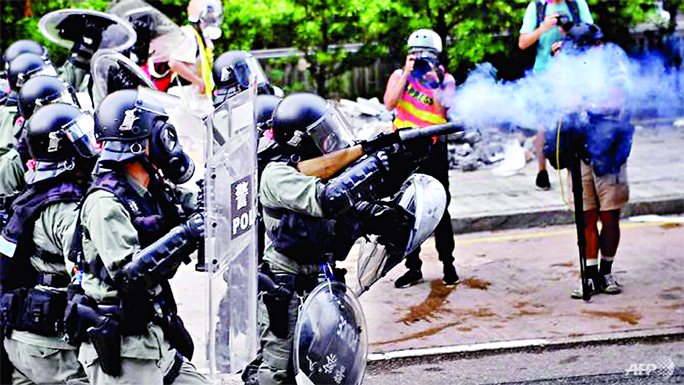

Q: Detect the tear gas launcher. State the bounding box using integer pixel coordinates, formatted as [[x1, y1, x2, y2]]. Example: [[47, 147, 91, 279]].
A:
[[297, 121, 465, 180]]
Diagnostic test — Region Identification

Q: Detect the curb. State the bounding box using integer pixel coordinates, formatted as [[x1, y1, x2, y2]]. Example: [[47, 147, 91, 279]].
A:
[[451, 197, 684, 235], [367, 326, 684, 367]]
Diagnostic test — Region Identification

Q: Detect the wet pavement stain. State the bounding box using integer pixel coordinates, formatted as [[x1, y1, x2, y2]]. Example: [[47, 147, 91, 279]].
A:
[[399, 280, 457, 325], [371, 321, 461, 347], [515, 309, 550, 316], [462, 277, 491, 290], [580, 309, 642, 325], [659, 293, 682, 300], [661, 222, 682, 229], [664, 302, 684, 310], [457, 326, 473, 332]]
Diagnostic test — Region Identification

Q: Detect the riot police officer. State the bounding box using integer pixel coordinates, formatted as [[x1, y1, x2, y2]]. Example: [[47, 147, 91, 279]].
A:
[[0, 54, 60, 227], [256, 92, 412, 385], [67, 88, 208, 384], [212, 50, 283, 107], [0, 103, 97, 384]]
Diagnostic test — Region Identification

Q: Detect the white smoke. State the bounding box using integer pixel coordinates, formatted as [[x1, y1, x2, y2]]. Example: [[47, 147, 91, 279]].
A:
[[444, 41, 684, 133]]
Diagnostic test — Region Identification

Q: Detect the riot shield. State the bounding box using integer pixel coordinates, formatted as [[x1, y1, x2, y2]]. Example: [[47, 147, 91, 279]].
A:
[[38, 9, 136, 56], [203, 88, 258, 376], [294, 281, 368, 385], [356, 173, 447, 295], [90, 49, 157, 105], [106, 0, 193, 64]]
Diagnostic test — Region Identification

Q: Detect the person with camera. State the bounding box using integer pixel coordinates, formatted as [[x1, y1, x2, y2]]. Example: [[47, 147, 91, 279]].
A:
[[383, 29, 459, 288], [518, 0, 593, 190], [545, 23, 632, 299]]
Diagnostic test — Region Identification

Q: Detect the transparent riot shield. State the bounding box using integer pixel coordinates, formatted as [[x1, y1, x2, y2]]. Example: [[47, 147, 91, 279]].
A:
[[293, 281, 368, 385], [356, 173, 447, 295], [202, 89, 258, 377]]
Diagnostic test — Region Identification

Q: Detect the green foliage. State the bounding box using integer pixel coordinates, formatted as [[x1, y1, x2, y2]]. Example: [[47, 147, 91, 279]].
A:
[[2, 0, 675, 97]]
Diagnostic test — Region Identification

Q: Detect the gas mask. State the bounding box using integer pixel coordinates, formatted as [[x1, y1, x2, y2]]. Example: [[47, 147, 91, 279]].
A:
[[148, 120, 195, 184]]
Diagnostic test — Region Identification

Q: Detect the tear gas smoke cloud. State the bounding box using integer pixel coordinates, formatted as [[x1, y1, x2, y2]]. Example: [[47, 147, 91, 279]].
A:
[[443, 42, 684, 133]]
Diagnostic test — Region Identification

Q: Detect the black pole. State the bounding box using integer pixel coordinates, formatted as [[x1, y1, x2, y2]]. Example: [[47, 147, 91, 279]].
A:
[[567, 126, 591, 302]]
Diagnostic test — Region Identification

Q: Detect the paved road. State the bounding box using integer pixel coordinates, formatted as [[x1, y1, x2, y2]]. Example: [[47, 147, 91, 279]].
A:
[[364, 335, 684, 385]]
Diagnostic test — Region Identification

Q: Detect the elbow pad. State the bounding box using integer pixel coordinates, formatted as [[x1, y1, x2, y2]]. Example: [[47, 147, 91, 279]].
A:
[[114, 213, 204, 293], [318, 154, 386, 217]]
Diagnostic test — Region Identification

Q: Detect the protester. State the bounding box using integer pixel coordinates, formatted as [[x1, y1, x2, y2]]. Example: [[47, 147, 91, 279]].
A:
[[383, 29, 459, 288], [518, 0, 593, 190]]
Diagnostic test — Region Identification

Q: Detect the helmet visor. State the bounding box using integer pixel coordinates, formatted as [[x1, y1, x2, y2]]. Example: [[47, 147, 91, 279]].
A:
[[62, 113, 99, 158], [17, 65, 58, 89], [305, 102, 356, 154], [199, 4, 223, 29], [35, 89, 79, 111], [136, 87, 181, 115], [245, 55, 269, 86]]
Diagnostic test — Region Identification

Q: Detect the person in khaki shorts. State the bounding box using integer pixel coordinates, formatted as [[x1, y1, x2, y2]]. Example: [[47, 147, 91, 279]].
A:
[[551, 23, 634, 299]]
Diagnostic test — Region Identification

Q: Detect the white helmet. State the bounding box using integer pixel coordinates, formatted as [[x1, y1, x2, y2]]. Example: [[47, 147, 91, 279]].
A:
[[187, 0, 223, 40], [407, 29, 442, 53]]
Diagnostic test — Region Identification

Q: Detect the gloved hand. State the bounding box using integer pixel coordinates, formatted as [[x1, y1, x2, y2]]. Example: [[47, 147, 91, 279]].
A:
[[373, 150, 390, 173], [184, 212, 204, 239], [355, 201, 412, 252], [359, 131, 399, 154]]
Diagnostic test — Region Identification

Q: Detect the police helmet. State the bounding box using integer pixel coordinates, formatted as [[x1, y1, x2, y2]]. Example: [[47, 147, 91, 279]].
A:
[[272, 93, 355, 161], [213, 50, 275, 102], [254, 94, 281, 132], [18, 76, 80, 120], [3, 40, 48, 71], [7, 53, 57, 91], [26, 103, 98, 183], [94, 89, 195, 184], [407, 29, 442, 54], [564, 23, 604, 50]]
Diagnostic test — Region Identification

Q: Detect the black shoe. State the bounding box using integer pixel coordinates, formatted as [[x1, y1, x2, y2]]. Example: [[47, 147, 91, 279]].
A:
[[443, 264, 459, 286], [536, 170, 551, 190], [394, 269, 423, 288]]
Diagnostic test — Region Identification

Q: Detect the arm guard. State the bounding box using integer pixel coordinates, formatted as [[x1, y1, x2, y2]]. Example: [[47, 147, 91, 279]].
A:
[[317, 153, 387, 218], [114, 212, 204, 293]]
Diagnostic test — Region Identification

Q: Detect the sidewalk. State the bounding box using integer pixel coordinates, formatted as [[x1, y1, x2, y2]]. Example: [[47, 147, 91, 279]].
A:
[[171, 120, 684, 380]]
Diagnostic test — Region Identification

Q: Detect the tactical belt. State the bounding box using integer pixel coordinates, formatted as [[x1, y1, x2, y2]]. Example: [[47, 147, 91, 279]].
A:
[[35, 273, 71, 288], [0, 287, 67, 337], [273, 273, 319, 295]]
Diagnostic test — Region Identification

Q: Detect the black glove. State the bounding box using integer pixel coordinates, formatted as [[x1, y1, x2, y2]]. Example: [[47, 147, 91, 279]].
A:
[[359, 131, 399, 154], [373, 150, 391, 173], [355, 201, 412, 252]]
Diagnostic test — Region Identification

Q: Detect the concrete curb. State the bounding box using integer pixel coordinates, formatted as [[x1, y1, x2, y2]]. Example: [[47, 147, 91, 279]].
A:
[[367, 326, 684, 367], [452, 197, 684, 235]]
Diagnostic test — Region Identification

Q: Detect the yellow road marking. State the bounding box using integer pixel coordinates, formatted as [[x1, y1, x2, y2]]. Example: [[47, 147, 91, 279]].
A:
[[419, 221, 675, 247]]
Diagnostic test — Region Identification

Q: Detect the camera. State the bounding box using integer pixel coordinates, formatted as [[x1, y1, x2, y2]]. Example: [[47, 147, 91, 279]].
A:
[[411, 51, 439, 78], [556, 14, 574, 32]]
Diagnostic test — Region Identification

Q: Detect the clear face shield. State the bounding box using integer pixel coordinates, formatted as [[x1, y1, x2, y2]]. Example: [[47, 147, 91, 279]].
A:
[[35, 88, 80, 112], [199, 3, 223, 40], [305, 102, 356, 154], [16, 64, 58, 89], [59, 113, 100, 158]]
